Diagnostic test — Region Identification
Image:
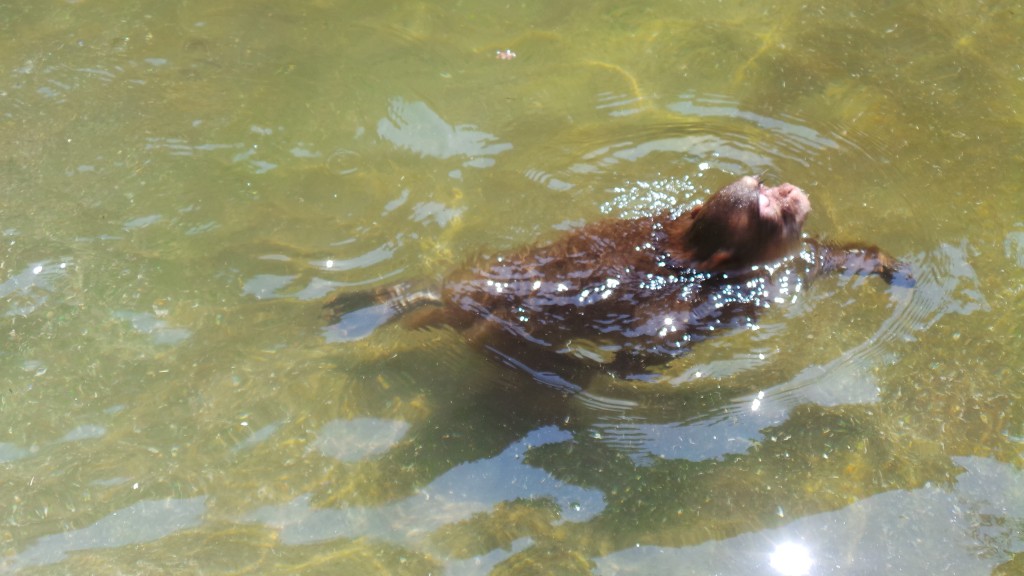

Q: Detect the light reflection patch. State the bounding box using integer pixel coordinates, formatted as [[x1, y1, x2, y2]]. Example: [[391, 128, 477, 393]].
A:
[[769, 541, 813, 576]]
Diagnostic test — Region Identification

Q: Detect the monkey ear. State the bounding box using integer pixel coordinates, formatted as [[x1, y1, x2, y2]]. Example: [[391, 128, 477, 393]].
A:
[[704, 249, 734, 270], [689, 204, 703, 217]]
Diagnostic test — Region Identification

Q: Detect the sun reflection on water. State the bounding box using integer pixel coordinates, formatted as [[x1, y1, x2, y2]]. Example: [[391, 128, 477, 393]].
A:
[[769, 541, 813, 576]]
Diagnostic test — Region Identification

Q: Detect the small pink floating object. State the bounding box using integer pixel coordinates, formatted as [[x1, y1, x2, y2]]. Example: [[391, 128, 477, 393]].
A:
[[495, 49, 517, 60]]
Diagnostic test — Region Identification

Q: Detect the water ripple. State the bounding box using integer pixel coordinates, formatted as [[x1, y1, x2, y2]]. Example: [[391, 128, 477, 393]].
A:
[[377, 97, 513, 163], [770, 240, 987, 411]]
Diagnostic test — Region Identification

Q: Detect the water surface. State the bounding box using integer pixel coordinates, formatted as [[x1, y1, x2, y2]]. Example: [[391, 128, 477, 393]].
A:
[[2, 1, 1023, 574]]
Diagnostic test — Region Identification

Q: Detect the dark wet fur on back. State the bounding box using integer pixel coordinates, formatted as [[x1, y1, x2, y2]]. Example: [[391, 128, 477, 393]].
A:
[[325, 176, 912, 380]]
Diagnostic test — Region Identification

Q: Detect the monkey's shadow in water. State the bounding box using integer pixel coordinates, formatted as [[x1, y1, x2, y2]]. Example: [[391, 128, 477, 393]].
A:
[[336, 332, 970, 567], [329, 323, 766, 505]]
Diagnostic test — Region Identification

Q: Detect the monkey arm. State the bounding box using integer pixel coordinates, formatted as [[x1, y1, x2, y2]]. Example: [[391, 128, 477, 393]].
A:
[[802, 239, 915, 287]]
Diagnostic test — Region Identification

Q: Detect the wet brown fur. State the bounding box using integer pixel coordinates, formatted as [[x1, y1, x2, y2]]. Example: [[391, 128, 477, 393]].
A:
[[325, 176, 911, 378]]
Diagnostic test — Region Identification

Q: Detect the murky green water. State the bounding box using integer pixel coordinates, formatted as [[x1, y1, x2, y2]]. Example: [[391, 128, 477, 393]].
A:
[[2, 1, 1023, 574]]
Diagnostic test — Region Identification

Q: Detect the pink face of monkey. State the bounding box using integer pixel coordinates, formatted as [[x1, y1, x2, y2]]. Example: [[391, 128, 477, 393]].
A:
[[753, 177, 810, 240]]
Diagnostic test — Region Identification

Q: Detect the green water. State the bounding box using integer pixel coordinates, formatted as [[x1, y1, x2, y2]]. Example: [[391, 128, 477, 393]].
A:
[[2, 1, 1022, 574]]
